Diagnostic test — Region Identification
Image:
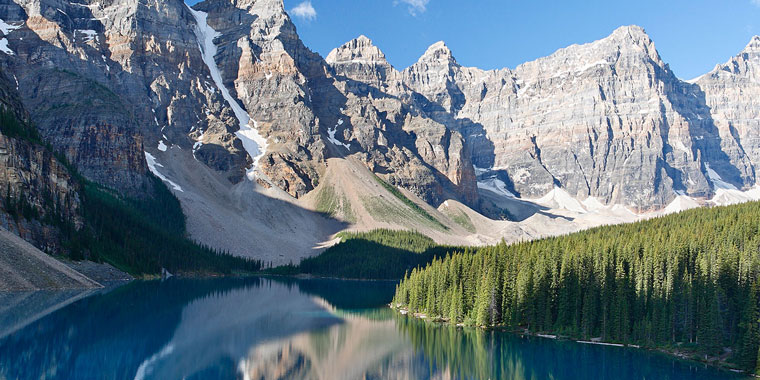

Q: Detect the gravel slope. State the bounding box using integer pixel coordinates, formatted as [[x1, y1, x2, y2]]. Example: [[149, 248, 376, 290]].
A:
[[0, 227, 102, 291]]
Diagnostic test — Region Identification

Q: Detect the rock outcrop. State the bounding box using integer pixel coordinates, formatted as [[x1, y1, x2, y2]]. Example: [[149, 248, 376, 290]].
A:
[[193, 1, 479, 206], [0, 0, 249, 194], [695, 36, 760, 180], [398, 26, 760, 211], [3, 0, 760, 257], [327, 35, 403, 93], [325, 35, 478, 206], [0, 62, 82, 253], [194, 0, 326, 197]]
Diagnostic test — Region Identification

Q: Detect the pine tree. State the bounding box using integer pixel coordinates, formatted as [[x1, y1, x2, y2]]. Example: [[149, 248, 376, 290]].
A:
[[449, 283, 464, 323], [739, 283, 760, 370], [475, 274, 491, 327], [426, 271, 437, 315]]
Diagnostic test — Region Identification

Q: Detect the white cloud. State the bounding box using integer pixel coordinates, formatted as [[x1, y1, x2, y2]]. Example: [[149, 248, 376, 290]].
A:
[[753, 0, 760, 7], [291, 1, 317, 21], [395, 0, 429, 16]]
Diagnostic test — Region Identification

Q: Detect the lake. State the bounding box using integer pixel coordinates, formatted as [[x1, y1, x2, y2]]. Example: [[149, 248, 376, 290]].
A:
[[0, 277, 750, 379]]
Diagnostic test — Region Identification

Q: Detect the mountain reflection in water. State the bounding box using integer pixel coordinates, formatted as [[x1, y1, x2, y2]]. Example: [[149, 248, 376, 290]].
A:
[[0, 277, 749, 380]]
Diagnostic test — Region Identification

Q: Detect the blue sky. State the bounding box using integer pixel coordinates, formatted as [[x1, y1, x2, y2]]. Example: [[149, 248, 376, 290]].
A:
[[190, 0, 760, 80]]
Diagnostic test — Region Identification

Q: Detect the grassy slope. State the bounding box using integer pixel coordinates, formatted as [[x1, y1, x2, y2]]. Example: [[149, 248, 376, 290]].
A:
[[370, 174, 448, 231]]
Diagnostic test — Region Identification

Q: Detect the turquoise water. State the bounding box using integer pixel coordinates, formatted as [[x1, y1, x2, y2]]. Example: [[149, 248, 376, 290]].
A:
[[0, 277, 750, 379]]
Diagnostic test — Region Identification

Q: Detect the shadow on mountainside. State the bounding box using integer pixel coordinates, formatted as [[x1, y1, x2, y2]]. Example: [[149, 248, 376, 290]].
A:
[[0, 0, 155, 196], [0, 1, 351, 265], [674, 80, 754, 189]]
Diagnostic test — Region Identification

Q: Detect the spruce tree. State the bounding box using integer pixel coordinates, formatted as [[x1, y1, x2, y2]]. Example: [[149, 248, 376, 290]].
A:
[[739, 283, 760, 370]]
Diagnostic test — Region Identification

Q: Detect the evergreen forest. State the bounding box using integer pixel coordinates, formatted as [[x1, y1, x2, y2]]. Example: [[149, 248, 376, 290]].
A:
[[393, 201, 760, 372]]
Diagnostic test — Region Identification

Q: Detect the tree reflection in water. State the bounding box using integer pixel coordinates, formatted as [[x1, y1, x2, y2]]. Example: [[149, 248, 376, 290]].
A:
[[0, 277, 749, 380]]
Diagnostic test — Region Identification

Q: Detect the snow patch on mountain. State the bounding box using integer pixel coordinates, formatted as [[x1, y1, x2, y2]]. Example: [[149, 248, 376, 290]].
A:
[[477, 176, 516, 199], [188, 6, 267, 180], [700, 163, 760, 206], [534, 187, 588, 214], [327, 122, 350, 150], [145, 152, 183, 192], [75, 29, 98, 43], [705, 163, 738, 190], [0, 39, 13, 55], [0, 18, 22, 35]]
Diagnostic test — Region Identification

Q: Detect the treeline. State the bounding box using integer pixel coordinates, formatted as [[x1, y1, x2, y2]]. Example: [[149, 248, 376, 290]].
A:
[[296, 229, 460, 279], [393, 201, 760, 373], [1, 108, 261, 276]]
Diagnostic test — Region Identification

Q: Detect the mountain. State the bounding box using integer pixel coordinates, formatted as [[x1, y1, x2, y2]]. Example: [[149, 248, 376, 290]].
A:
[[0, 57, 82, 254], [398, 26, 755, 212], [191, 0, 477, 206], [0, 0, 254, 194], [2, 0, 760, 265], [694, 36, 760, 177], [326, 26, 760, 215]]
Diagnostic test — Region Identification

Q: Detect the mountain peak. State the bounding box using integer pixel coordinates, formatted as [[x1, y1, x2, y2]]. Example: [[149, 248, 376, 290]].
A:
[[417, 41, 456, 66], [326, 35, 389, 66], [424, 41, 451, 55], [203, 0, 284, 11], [195, 0, 288, 23], [515, 24, 663, 76], [355, 35, 373, 45], [240, 0, 285, 9], [596, 24, 663, 66], [744, 35, 760, 54], [608, 25, 651, 43]]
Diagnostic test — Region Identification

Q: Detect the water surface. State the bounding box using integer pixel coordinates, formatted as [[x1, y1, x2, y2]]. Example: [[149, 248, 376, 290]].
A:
[[0, 277, 749, 379]]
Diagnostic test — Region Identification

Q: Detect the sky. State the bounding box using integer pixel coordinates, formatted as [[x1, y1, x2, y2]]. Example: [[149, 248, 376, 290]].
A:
[[189, 0, 760, 80]]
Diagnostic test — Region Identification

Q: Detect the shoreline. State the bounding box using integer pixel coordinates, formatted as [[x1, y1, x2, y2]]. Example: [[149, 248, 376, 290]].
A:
[[392, 305, 754, 377], [261, 272, 401, 283]]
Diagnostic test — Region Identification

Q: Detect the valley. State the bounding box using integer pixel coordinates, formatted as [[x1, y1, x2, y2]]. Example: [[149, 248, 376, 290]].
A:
[[0, 0, 759, 377], [2, 0, 760, 266]]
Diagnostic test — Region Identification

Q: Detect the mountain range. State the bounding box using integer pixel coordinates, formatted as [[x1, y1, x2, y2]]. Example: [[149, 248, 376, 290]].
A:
[[1, 0, 760, 264]]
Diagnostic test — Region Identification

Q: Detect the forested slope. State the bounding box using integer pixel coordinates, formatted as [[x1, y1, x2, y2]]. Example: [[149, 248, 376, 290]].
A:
[[393, 201, 760, 372], [1, 95, 262, 277], [296, 229, 457, 279]]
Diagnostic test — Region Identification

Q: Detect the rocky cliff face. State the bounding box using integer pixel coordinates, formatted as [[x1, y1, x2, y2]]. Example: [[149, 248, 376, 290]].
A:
[[192, 0, 479, 206], [327, 35, 404, 93], [3, 0, 760, 235], [193, 0, 326, 197], [325, 35, 478, 206], [0, 0, 250, 194], [695, 36, 760, 180], [0, 60, 82, 253], [396, 26, 760, 211]]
